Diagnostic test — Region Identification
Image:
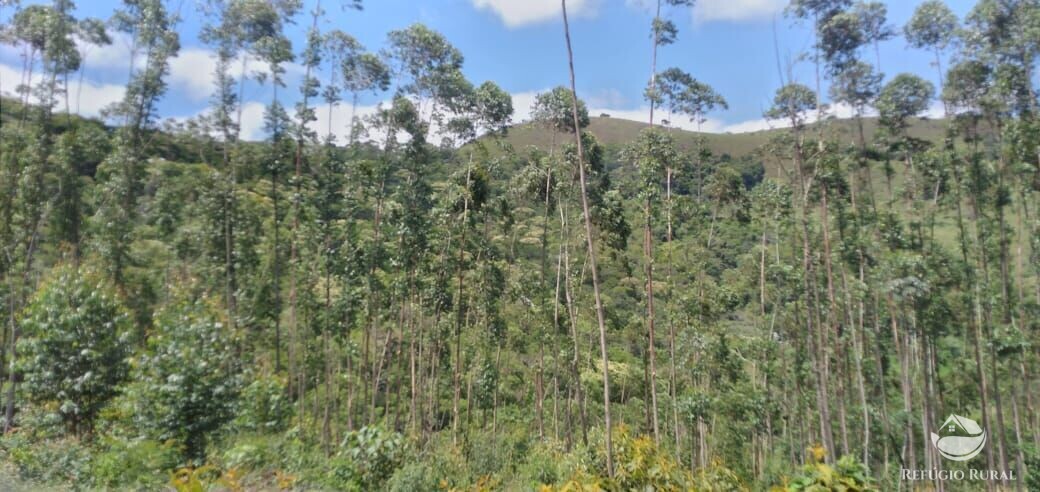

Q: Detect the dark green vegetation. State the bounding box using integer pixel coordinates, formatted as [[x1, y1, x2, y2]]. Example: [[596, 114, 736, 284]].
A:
[[0, 0, 1038, 490]]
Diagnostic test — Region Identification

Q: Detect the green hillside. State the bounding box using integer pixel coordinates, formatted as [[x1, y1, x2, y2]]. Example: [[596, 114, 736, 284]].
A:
[[501, 114, 950, 159]]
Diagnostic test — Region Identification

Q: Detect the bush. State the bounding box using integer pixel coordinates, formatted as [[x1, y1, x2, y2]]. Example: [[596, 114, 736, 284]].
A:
[[783, 452, 876, 491], [128, 297, 241, 462], [389, 434, 470, 491], [89, 438, 180, 489], [326, 426, 405, 490], [387, 461, 440, 492], [610, 425, 693, 491], [232, 374, 293, 433], [0, 432, 90, 485], [516, 441, 564, 487], [17, 265, 131, 435]]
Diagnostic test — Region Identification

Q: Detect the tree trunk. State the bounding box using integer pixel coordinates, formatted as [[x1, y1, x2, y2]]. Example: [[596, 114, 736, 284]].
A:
[[562, 0, 614, 476]]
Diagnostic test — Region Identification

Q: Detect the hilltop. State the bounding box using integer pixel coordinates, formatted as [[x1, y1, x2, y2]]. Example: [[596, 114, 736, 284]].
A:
[[499, 114, 950, 159]]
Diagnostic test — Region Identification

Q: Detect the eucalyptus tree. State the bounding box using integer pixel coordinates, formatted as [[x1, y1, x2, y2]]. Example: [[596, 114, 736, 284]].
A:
[[562, 0, 614, 476], [527, 86, 589, 442], [386, 23, 465, 133], [645, 66, 728, 452], [787, 0, 853, 123], [826, 54, 881, 466], [765, 82, 836, 459], [962, 4, 1040, 462], [876, 72, 937, 474], [853, 1, 894, 71], [0, 0, 20, 121], [200, 0, 298, 347], [532, 86, 590, 156], [91, 0, 178, 349], [252, 4, 297, 371], [905, 0, 959, 98], [440, 80, 511, 442], [95, 0, 179, 287], [23, 1, 108, 262], [817, 9, 866, 76], [314, 28, 358, 448], [0, 0, 100, 429], [341, 51, 390, 144], [941, 58, 1006, 477], [638, 3, 694, 446], [652, 67, 727, 193], [961, 0, 1040, 118], [877, 74, 935, 204], [943, 47, 1028, 483], [642, 0, 693, 127], [367, 25, 463, 429], [621, 129, 683, 444], [53, 17, 109, 259]]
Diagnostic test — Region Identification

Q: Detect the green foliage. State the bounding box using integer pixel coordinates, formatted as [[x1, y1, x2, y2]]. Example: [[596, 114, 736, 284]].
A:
[[326, 426, 406, 490], [18, 265, 131, 434], [783, 454, 876, 491], [765, 84, 817, 126], [231, 374, 293, 433], [609, 425, 693, 491], [0, 432, 91, 485], [89, 438, 180, 489], [905, 0, 958, 51], [128, 297, 241, 462], [877, 74, 935, 133], [532, 86, 590, 133]]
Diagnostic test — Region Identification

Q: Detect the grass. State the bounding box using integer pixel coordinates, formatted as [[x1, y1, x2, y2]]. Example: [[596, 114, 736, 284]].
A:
[[497, 114, 949, 159]]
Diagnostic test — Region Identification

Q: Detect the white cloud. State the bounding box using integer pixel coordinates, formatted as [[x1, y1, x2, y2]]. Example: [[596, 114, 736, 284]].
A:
[[235, 101, 268, 142], [0, 62, 125, 117], [471, 0, 598, 28], [693, 0, 786, 23], [510, 90, 541, 123], [587, 88, 627, 109], [80, 32, 134, 71], [234, 99, 390, 143], [585, 101, 889, 134], [166, 49, 285, 102], [72, 32, 302, 103]]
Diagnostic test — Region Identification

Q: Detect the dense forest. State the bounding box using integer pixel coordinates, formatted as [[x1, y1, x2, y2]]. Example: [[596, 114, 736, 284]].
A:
[[0, 0, 1038, 490]]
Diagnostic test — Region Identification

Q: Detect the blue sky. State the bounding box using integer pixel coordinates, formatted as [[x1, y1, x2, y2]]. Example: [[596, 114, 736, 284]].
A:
[[0, 0, 976, 140]]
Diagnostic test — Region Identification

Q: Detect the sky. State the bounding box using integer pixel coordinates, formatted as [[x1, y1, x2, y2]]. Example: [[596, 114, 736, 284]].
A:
[[0, 0, 977, 142]]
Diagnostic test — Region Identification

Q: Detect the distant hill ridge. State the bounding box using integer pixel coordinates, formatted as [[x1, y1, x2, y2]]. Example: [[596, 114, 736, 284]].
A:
[[499, 115, 949, 158]]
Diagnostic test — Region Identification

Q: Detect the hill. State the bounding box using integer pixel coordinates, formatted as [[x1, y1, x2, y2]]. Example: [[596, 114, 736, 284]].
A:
[[499, 114, 950, 159]]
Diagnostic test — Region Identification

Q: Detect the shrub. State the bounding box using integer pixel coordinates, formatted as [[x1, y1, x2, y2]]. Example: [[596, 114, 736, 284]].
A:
[[232, 374, 293, 433], [0, 432, 90, 485], [784, 452, 876, 491], [17, 265, 131, 435], [326, 426, 405, 490], [128, 297, 241, 462], [89, 438, 180, 489]]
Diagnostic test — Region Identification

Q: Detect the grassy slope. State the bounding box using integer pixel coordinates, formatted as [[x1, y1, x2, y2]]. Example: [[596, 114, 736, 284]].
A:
[[500, 114, 948, 158]]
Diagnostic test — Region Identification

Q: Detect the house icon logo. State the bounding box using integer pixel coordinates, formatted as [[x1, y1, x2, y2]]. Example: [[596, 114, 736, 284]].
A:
[[931, 414, 986, 461]]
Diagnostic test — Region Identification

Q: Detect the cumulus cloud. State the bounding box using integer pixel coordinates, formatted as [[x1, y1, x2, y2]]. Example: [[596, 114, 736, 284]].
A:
[[693, 0, 786, 23], [471, 0, 598, 28], [510, 90, 541, 123], [72, 32, 302, 102], [585, 100, 919, 134], [230, 99, 385, 142], [0, 62, 125, 117]]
